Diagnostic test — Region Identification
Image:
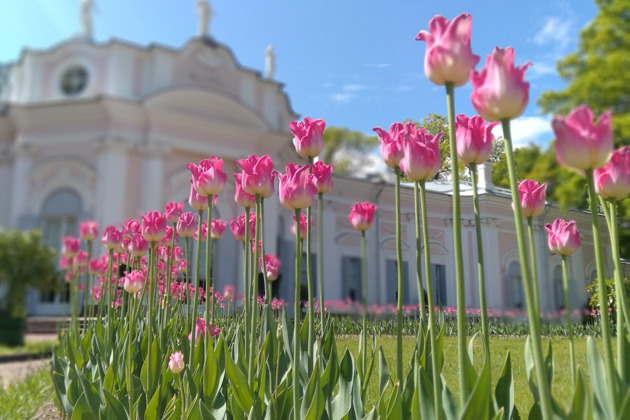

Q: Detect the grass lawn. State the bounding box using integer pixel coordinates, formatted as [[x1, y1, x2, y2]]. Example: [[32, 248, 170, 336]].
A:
[[336, 335, 612, 416]]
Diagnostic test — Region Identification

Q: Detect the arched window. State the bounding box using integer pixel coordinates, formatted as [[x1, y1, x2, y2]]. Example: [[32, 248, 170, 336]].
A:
[[508, 262, 524, 309], [40, 189, 82, 302]]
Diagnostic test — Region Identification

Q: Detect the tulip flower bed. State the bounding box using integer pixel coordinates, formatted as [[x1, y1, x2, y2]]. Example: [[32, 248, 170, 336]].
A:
[[49, 12, 630, 420]]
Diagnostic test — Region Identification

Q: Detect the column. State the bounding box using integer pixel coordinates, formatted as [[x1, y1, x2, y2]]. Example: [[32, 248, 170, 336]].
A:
[[140, 142, 169, 213], [94, 137, 129, 228], [9, 143, 34, 228]]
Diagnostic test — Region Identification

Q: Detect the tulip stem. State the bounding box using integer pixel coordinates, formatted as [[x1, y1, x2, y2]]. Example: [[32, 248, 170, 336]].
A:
[[317, 192, 325, 336], [469, 164, 491, 373], [360, 230, 368, 382], [413, 181, 426, 327], [586, 169, 618, 413], [293, 208, 303, 420], [445, 82, 468, 400], [306, 159, 315, 372], [248, 197, 262, 387], [394, 166, 404, 386], [189, 210, 203, 368], [501, 118, 552, 419], [206, 195, 214, 363], [244, 207, 251, 358], [527, 217, 541, 315], [561, 255, 576, 386], [608, 198, 630, 383], [419, 180, 441, 419]]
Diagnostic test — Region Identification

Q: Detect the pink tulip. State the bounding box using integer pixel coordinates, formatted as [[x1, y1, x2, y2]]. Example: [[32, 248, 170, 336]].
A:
[[276, 163, 318, 210], [292, 213, 309, 240], [312, 161, 333, 194], [194, 221, 208, 242], [123, 270, 145, 294], [552, 105, 614, 171], [177, 212, 197, 238], [290, 117, 326, 159], [415, 13, 479, 87], [88, 258, 100, 275], [161, 226, 177, 245], [545, 219, 581, 256], [169, 351, 185, 374], [595, 146, 630, 200], [349, 202, 378, 231], [187, 156, 227, 197], [516, 180, 547, 218], [236, 155, 276, 198], [164, 202, 184, 224], [373, 122, 405, 168], [72, 250, 87, 269], [79, 221, 98, 241], [399, 125, 442, 181], [188, 180, 209, 212], [210, 219, 227, 239], [92, 285, 102, 302], [262, 254, 281, 281], [128, 234, 149, 257], [470, 47, 531, 121], [455, 114, 499, 165], [123, 219, 140, 238], [141, 211, 167, 242], [234, 173, 256, 208], [61, 236, 81, 258], [224, 284, 235, 299], [102, 226, 123, 250], [230, 212, 256, 242], [188, 317, 207, 343]]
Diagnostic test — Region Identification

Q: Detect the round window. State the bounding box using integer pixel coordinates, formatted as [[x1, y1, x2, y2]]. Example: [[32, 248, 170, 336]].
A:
[[60, 65, 89, 96]]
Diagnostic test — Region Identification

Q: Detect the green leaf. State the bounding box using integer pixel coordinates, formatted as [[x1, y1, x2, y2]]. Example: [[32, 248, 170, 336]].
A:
[[140, 337, 161, 397], [74, 366, 101, 417], [566, 368, 591, 420], [378, 346, 390, 398], [459, 360, 490, 420], [70, 393, 92, 420], [103, 389, 128, 420], [587, 336, 613, 420], [494, 351, 515, 420], [281, 307, 294, 363], [203, 336, 223, 404], [145, 388, 160, 420], [332, 350, 357, 420], [224, 339, 254, 413]]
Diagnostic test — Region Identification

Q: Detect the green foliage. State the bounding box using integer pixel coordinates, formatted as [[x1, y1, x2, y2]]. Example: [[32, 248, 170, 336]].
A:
[[586, 276, 630, 318], [321, 126, 379, 175], [0, 229, 58, 318]]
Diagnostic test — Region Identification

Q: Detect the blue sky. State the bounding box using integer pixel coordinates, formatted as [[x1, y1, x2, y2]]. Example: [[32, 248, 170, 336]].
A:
[[0, 0, 598, 149]]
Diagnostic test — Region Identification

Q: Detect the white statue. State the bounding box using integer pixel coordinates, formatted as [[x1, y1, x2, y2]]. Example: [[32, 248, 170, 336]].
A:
[[80, 0, 94, 37], [265, 45, 276, 79], [196, 0, 213, 37]]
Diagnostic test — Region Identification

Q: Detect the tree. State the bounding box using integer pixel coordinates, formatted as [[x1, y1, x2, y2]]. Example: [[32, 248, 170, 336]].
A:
[[0, 229, 58, 317], [537, 0, 630, 257], [322, 126, 379, 175]]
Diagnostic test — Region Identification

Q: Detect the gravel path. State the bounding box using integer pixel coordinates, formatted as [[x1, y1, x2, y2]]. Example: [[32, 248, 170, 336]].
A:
[[0, 359, 49, 387]]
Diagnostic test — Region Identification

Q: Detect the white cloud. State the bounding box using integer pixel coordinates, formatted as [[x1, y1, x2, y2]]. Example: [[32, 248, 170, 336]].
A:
[[330, 84, 372, 102], [491, 116, 553, 148], [532, 16, 572, 50], [366, 63, 392, 69], [527, 60, 557, 78]]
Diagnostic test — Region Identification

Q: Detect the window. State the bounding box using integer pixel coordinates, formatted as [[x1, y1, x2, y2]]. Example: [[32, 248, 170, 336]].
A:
[[386, 259, 409, 305], [341, 256, 361, 301], [40, 189, 82, 303], [60, 65, 89, 96], [508, 262, 524, 309], [431, 264, 447, 307]]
